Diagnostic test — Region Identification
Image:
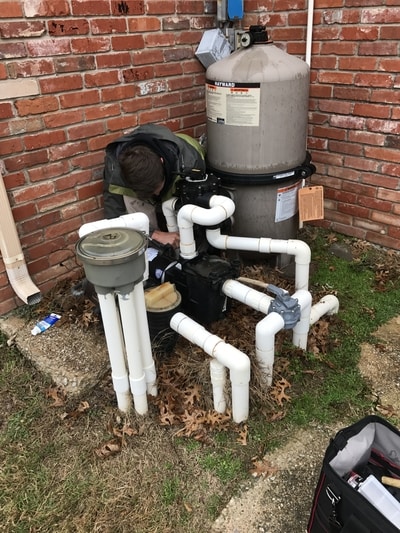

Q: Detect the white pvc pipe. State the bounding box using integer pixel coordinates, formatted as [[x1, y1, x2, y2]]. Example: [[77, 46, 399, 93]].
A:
[[207, 228, 311, 291], [162, 197, 179, 233], [177, 195, 236, 259], [78, 212, 150, 238], [170, 312, 250, 423], [96, 291, 131, 413], [132, 281, 157, 396], [306, 0, 315, 67], [310, 294, 340, 326], [210, 358, 227, 413], [291, 289, 313, 350], [117, 287, 148, 415], [222, 279, 273, 313], [255, 312, 285, 386]]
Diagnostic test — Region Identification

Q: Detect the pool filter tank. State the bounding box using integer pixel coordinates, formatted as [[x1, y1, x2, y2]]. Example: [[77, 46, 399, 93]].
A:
[[205, 26, 315, 261]]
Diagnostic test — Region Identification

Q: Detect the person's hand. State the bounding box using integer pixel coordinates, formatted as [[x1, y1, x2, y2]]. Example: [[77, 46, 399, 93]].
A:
[[151, 230, 180, 249]]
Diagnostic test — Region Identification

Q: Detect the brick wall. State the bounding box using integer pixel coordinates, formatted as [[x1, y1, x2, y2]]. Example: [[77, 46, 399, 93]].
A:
[[0, 0, 214, 315], [0, 0, 399, 315]]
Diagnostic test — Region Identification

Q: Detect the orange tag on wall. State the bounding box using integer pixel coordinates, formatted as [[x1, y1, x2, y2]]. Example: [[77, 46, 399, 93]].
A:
[[298, 186, 324, 222]]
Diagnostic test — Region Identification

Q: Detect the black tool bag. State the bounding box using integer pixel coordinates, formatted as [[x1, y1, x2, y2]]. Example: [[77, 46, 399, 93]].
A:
[[307, 415, 400, 532]]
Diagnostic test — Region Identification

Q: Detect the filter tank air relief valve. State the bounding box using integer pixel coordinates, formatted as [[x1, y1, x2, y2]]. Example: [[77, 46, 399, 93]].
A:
[[267, 285, 301, 330], [240, 25, 269, 48]]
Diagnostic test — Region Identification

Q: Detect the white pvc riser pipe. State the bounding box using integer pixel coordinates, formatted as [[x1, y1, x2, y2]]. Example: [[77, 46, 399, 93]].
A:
[[117, 286, 148, 415], [96, 291, 131, 413], [162, 197, 179, 233], [78, 212, 150, 238], [177, 195, 236, 259], [170, 312, 250, 423], [309, 295, 340, 326], [255, 312, 285, 387], [132, 282, 157, 396], [210, 359, 227, 413]]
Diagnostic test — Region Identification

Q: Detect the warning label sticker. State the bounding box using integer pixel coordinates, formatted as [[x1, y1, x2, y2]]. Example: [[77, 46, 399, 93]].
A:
[[206, 79, 261, 127]]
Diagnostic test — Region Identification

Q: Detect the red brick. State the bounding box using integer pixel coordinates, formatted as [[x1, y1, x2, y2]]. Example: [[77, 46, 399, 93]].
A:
[[329, 140, 363, 156], [269, 27, 305, 42], [0, 62, 6, 79], [85, 70, 120, 87], [25, 129, 66, 150], [366, 118, 400, 135], [341, 26, 379, 41], [90, 18, 127, 34], [49, 141, 88, 161], [55, 169, 92, 192], [0, 137, 24, 156], [3, 172, 26, 189], [318, 71, 354, 84], [144, 33, 175, 47], [348, 131, 386, 146], [77, 181, 103, 201], [177, 0, 204, 14], [339, 57, 378, 71], [15, 96, 58, 117], [111, 34, 144, 51], [353, 103, 391, 119], [153, 92, 181, 108], [12, 202, 37, 223], [0, 102, 14, 119], [71, 0, 111, 16], [84, 103, 120, 121], [54, 55, 96, 73], [146, 0, 175, 15], [106, 115, 138, 132], [37, 190, 77, 213], [370, 89, 400, 105], [359, 41, 398, 55], [24, 234, 64, 258], [0, 42, 27, 58], [4, 150, 49, 172], [127, 17, 161, 32], [138, 108, 169, 125], [88, 132, 124, 152], [71, 151, 104, 170], [0, 2, 23, 18], [111, 0, 144, 16], [380, 58, 400, 73], [43, 109, 83, 129], [361, 8, 400, 24], [330, 115, 365, 130], [310, 125, 347, 141], [27, 38, 71, 57], [9, 117, 44, 135], [121, 96, 152, 113], [101, 85, 136, 102], [162, 17, 190, 31], [71, 37, 110, 54], [122, 65, 154, 83], [59, 89, 100, 109], [68, 121, 104, 141], [48, 18, 89, 36], [13, 182, 54, 204], [355, 72, 394, 88], [344, 155, 379, 172], [61, 197, 98, 220], [318, 100, 352, 115], [0, 21, 45, 39], [40, 73, 83, 94], [96, 52, 131, 69], [365, 146, 400, 164], [320, 41, 357, 55], [29, 161, 70, 182], [24, 1, 70, 17], [333, 87, 370, 101], [380, 26, 400, 40], [357, 196, 392, 213], [7, 58, 54, 78]]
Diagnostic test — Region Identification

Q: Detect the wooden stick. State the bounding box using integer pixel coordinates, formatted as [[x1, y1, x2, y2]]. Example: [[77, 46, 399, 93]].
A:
[[381, 476, 400, 489]]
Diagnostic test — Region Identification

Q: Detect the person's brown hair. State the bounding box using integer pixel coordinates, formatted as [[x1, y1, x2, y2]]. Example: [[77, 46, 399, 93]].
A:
[[119, 145, 164, 199]]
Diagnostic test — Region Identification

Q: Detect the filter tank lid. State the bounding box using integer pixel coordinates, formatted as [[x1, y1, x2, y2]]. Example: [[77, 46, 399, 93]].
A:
[[76, 227, 146, 267]]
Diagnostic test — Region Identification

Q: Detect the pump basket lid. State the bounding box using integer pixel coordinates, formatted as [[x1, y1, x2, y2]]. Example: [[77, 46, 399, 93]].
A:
[[76, 227, 146, 267]]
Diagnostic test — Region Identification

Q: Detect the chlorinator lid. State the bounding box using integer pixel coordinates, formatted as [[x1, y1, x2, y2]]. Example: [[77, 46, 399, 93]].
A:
[[76, 228, 146, 267]]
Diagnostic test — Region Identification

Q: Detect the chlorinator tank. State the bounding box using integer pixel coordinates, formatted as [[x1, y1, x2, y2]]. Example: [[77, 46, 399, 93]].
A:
[[205, 26, 315, 257]]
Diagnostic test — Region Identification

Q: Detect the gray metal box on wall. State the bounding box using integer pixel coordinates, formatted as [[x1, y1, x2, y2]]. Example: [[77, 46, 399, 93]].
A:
[[195, 29, 232, 69]]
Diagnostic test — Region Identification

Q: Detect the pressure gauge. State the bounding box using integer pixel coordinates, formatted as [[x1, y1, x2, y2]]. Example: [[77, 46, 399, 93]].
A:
[[240, 32, 252, 48]]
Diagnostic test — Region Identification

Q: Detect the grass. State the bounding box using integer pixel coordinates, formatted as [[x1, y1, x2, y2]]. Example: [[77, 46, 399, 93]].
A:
[[1, 227, 400, 531]]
